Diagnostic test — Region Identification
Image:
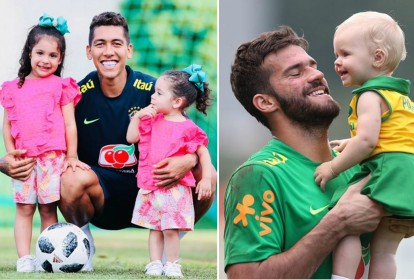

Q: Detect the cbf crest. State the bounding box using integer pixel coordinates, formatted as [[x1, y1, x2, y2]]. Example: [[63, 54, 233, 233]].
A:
[[128, 106, 142, 119]]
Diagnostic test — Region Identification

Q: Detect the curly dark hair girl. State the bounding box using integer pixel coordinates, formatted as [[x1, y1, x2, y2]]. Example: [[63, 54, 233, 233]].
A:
[[17, 25, 66, 87], [161, 70, 213, 116]]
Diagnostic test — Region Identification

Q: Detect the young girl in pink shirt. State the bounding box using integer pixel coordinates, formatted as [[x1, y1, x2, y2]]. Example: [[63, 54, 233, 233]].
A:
[[126, 64, 213, 277], [0, 14, 89, 272]]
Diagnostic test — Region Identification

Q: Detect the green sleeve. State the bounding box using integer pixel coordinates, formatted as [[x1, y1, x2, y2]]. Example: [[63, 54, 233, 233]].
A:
[[224, 163, 284, 270]]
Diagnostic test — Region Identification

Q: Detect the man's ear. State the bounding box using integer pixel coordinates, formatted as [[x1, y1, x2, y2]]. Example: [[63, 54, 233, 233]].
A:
[[252, 93, 278, 113], [127, 43, 133, 59], [86, 45, 92, 60], [373, 49, 386, 68]]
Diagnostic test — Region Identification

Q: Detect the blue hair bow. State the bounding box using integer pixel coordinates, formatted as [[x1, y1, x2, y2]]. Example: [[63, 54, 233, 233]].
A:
[[39, 13, 70, 35], [182, 64, 207, 92]]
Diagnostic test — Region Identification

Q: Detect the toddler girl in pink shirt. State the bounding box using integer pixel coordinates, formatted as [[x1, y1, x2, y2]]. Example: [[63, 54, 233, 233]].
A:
[[126, 64, 213, 277], [0, 14, 89, 272]]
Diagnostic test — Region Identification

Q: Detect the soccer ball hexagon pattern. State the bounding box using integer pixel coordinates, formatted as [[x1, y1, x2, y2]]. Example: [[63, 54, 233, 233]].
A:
[[36, 223, 90, 273]]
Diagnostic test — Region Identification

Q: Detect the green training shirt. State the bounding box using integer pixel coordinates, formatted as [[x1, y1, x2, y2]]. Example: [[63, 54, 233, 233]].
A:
[[224, 139, 361, 279]]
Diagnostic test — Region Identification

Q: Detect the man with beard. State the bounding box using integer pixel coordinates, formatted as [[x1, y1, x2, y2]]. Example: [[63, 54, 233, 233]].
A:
[[224, 26, 414, 279]]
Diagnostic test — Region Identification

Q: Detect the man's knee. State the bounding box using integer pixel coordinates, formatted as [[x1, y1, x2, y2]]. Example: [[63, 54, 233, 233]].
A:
[[61, 169, 98, 198], [59, 169, 103, 224]]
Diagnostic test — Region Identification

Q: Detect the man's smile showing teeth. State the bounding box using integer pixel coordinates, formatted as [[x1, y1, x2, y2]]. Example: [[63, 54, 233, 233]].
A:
[[102, 61, 117, 67], [308, 90, 326, 97]]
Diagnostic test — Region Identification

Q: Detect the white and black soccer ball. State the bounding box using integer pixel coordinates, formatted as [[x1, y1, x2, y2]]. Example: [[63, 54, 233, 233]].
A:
[[36, 222, 90, 273]]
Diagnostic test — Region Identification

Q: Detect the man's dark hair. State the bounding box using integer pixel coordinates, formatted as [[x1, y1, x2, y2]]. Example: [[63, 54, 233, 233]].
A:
[[230, 26, 309, 129], [89, 12, 130, 46]]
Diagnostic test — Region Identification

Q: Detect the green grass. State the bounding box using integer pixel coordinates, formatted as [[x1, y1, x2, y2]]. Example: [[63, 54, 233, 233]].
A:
[[0, 228, 217, 279]]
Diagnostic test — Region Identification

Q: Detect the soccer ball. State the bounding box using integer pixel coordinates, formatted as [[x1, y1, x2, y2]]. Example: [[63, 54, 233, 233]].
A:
[[36, 222, 90, 273]]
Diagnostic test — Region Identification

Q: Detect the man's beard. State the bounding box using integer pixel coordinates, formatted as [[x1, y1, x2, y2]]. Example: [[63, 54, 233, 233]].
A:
[[273, 83, 341, 131]]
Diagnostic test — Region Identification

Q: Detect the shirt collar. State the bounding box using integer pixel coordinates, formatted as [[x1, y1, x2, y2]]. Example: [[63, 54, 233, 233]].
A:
[[352, 76, 411, 96]]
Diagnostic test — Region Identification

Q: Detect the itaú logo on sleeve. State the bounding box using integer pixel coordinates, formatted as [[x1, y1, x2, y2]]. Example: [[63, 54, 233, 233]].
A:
[[98, 144, 137, 168]]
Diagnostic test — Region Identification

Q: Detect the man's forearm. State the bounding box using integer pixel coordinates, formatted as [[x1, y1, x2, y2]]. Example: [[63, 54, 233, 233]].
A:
[[228, 210, 346, 279], [0, 157, 9, 175]]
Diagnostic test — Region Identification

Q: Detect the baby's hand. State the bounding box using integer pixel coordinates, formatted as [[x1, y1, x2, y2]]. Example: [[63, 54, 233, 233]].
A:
[[64, 157, 91, 172], [196, 178, 212, 200], [330, 138, 351, 152], [136, 105, 157, 119], [314, 162, 337, 192]]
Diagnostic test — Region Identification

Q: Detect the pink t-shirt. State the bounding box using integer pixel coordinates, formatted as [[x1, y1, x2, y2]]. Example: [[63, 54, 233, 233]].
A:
[[138, 113, 208, 190], [0, 75, 81, 156]]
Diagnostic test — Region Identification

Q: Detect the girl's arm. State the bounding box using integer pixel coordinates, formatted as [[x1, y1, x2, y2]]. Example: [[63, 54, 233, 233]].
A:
[[315, 91, 383, 190], [126, 105, 157, 143], [3, 110, 15, 152], [62, 101, 90, 171], [126, 114, 142, 144], [195, 145, 212, 200]]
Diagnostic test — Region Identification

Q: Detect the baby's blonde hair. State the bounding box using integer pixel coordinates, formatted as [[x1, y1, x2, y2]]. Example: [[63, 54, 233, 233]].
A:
[[335, 11, 406, 72]]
